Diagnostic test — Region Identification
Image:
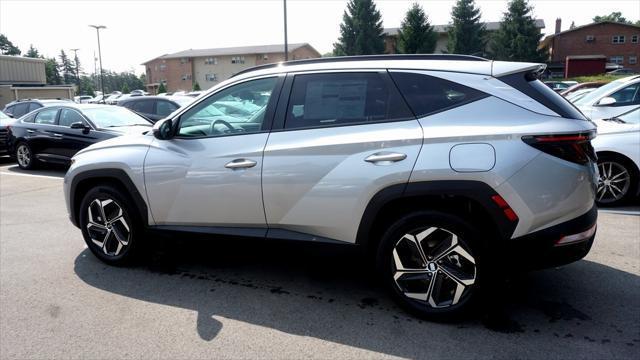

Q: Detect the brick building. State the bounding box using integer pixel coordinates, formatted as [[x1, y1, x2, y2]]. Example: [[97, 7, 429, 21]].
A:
[[143, 43, 320, 93], [540, 20, 640, 75]]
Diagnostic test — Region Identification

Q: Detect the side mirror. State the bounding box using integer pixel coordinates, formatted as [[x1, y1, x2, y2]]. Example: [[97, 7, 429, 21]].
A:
[[598, 97, 616, 106], [70, 122, 91, 134], [6, 113, 14, 118], [153, 118, 174, 140]]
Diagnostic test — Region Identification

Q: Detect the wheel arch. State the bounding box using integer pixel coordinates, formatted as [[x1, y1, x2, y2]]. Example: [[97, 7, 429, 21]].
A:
[[69, 169, 149, 228], [355, 181, 517, 251]]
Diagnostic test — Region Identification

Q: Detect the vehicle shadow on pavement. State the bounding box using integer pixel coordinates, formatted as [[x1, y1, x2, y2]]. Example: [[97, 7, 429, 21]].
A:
[[73, 237, 639, 358], [2, 163, 67, 178]]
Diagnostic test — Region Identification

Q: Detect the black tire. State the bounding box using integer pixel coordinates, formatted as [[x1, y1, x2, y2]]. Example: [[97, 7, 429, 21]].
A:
[[596, 154, 639, 207], [15, 142, 38, 170], [78, 184, 144, 265], [376, 211, 483, 320]]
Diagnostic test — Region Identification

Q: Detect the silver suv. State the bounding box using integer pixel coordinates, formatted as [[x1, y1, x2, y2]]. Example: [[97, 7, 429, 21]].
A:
[[64, 55, 599, 319]]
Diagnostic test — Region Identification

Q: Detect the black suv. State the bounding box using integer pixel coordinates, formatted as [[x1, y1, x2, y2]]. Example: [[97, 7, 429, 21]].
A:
[[3, 99, 73, 119]]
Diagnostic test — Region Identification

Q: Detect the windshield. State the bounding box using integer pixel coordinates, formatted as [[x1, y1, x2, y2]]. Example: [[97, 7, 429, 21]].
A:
[[574, 78, 633, 106], [83, 107, 151, 128]]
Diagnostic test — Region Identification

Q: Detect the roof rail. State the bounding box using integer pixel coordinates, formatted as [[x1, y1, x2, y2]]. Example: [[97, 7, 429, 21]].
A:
[[232, 54, 489, 78]]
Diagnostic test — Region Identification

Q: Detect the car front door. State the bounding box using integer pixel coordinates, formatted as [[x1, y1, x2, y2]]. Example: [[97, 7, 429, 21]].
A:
[[261, 71, 423, 243], [144, 75, 283, 230], [54, 108, 106, 159]]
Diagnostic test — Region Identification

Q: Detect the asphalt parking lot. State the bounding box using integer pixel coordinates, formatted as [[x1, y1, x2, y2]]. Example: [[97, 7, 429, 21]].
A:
[[1, 159, 638, 359]]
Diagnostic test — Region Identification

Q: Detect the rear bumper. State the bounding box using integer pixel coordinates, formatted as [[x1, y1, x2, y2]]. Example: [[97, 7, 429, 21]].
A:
[[503, 204, 597, 270]]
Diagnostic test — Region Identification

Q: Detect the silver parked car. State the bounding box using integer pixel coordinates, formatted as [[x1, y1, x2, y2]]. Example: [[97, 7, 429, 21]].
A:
[[64, 55, 598, 319]]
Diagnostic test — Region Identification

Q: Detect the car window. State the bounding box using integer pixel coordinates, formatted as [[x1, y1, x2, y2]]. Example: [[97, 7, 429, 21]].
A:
[[390, 72, 488, 118], [59, 109, 86, 127], [34, 108, 58, 125], [28, 103, 42, 112], [22, 113, 36, 123], [609, 84, 640, 106], [130, 100, 154, 114], [285, 72, 413, 129], [574, 78, 635, 106], [178, 77, 277, 138], [156, 100, 178, 116], [13, 103, 30, 117]]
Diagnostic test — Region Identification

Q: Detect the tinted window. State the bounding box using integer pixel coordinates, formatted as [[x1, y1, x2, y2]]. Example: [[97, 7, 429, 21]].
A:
[[4, 105, 15, 116], [390, 72, 488, 118], [156, 100, 178, 116], [34, 108, 58, 125], [609, 84, 640, 106], [28, 103, 42, 112], [285, 72, 412, 129], [13, 103, 30, 117], [130, 100, 154, 114], [22, 113, 36, 123], [178, 77, 277, 138], [59, 109, 86, 127]]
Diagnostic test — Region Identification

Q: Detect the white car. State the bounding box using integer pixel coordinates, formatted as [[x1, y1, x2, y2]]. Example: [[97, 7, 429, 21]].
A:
[[592, 106, 640, 205], [575, 75, 640, 120]]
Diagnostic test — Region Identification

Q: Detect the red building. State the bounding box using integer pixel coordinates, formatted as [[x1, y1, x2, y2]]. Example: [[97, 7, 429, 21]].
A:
[[540, 20, 640, 76]]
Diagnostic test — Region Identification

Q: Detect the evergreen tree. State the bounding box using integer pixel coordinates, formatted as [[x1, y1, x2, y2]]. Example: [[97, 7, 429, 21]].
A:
[[447, 0, 486, 55], [24, 45, 41, 58], [58, 50, 76, 84], [193, 82, 201, 91], [397, 3, 437, 54], [158, 82, 167, 94], [45, 58, 62, 85], [490, 0, 547, 62], [0, 34, 21, 55], [121, 83, 130, 94], [593, 12, 631, 24], [333, 0, 385, 56], [73, 52, 82, 86]]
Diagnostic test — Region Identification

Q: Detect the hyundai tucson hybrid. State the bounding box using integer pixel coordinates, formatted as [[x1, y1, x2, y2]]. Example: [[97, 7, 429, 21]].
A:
[[64, 55, 598, 319]]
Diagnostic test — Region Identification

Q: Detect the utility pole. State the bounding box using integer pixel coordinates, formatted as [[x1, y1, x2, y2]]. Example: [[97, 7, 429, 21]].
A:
[[89, 25, 106, 100], [93, 52, 99, 92], [70, 48, 80, 94], [283, 0, 288, 61]]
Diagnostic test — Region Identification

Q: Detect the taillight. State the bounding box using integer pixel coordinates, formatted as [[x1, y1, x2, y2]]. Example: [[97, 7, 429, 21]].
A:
[[491, 194, 519, 222], [522, 132, 596, 165]]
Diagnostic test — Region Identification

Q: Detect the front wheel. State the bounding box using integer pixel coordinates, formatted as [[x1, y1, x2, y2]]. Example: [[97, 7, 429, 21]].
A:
[[78, 184, 144, 265], [377, 211, 482, 320], [596, 155, 638, 206]]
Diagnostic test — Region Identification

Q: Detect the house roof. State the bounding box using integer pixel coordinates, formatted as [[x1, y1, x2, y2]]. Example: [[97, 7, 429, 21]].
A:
[[142, 43, 317, 64], [384, 19, 545, 36], [540, 21, 640, 48]]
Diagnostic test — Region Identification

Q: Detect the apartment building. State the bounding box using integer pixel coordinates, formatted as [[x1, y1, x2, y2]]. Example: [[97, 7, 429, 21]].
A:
[[143, 43, 320, 93]]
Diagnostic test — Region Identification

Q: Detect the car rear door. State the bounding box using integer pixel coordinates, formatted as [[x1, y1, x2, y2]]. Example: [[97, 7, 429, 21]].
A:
[[27, 107, 60, 159], [261, 71, 423, 243]]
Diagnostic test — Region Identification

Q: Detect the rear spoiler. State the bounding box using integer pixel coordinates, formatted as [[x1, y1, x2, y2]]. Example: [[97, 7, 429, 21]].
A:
[[491, 61, 546, 78]]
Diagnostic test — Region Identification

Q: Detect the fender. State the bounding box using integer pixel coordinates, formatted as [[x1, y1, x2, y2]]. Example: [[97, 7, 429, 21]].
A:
[[69, 168, 149, 228], [355, 180, 518, 247]]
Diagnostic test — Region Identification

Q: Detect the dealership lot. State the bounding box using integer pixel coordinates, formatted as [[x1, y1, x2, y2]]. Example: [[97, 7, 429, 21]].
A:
[[0, 161, 638, 359]]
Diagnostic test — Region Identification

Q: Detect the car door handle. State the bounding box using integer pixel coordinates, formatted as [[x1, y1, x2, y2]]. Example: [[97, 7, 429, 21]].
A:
[[26, 129, 35, 133], [52, 133, 63, 137], [225, 159, 257, 169], [365, 152, 407, 164]]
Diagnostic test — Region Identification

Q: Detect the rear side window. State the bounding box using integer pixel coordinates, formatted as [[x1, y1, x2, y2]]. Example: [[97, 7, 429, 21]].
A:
[[12, 103, 30, 117], [28, 103, 42, 112], [156, 100, 178, 116], [499, 72, 587, 120], [390, 72, 488, 118], [130, 100, 153, 114], [285, 72, 413, 129], [34, 108, 58, 125]]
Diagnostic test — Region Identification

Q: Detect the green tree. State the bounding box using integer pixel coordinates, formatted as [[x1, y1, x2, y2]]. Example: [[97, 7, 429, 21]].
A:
[[45, 58, 62, 85], [58, 50, 76, 84], [193, 81, 201, 91], [397, 3, 437, 54], [0, 34, 21, 55], [24, 44, 41, 58], [121, 83, 130, 94], [490, 0, 547, 62], [333, 0, 385, 56], [593, 12, 632, 24], [158, 82, 167, 94], [447, 0, 487, 55], [78, 75, 95, 96], [322, 51, 335, 57]]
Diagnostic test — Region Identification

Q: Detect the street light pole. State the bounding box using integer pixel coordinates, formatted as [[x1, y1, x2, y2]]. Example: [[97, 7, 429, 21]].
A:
[[70, 48, 80, 94], [89, 25, 106, 100], [283, 0, 288, 61]]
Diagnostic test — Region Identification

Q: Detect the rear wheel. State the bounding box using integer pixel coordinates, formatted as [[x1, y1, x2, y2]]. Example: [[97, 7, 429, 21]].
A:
[[16, 142, 37, 170], [78, 184, 144, 265], [596, 154, 638, 206], [377, 211, 481, 320]]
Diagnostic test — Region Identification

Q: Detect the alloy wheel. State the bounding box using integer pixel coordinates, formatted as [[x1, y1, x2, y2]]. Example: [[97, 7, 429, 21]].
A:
[[16, 144, 31, 168], [86, 198, 131, 257], [597, 161, 630, 204], [392, 227, 476, 308]]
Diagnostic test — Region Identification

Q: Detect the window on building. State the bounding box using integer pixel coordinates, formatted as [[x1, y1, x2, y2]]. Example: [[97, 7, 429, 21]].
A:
[[612, 35, 625, 44], [180, 58, 188, 64], [205, 74, 217, 82], [610, 56, 624, 65], [231, 56, 245, 64], [159, 63, 167, 71], [585, 35, 595, 42], [632, 35, 639, 43], [629, 56, 638, 65], [262, 54, 268, 61], [205, 57, 218, 65], [181, 74, 192, 81]]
